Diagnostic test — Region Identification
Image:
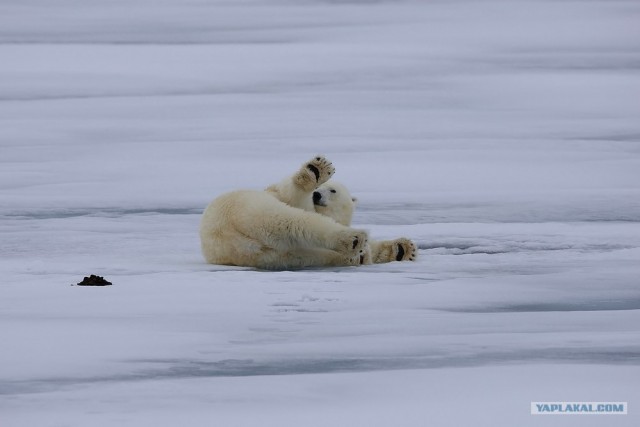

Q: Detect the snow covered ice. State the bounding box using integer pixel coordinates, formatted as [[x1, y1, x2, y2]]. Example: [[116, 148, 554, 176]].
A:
[[1, 0, 639, 426]]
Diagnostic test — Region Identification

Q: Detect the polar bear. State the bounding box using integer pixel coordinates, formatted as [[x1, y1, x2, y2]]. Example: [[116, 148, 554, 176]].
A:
[[200, 155, 417, 270]]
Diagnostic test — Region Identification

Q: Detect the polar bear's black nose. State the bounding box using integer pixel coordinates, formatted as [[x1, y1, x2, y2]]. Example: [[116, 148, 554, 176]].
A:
[[313, 191, 322, 204]]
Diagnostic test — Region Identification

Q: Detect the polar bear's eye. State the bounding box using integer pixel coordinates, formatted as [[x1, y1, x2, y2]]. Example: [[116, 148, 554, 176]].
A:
[[330, 189, 336, 193]]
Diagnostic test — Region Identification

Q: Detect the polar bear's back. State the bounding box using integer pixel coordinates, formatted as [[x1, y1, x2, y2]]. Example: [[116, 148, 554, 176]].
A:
[[201, 190, 289, 232], [200, 189, 317, 266], [200, 190, 265, 265]]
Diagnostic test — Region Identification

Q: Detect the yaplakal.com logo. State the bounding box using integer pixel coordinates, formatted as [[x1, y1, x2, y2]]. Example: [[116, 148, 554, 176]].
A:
[[531, 402, 627, 415]]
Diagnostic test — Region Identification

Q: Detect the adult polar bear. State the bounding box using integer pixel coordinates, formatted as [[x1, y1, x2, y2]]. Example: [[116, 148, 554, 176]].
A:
[[200, 155, 417, 270]]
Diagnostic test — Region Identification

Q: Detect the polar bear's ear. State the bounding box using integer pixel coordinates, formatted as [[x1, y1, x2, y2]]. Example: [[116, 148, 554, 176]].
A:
[[351, 197, 358, 204]]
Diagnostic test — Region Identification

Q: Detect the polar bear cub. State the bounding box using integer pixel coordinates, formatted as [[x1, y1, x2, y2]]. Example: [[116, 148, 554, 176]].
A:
[[200, 155, 416, 270], [200, 156, 367, 269]]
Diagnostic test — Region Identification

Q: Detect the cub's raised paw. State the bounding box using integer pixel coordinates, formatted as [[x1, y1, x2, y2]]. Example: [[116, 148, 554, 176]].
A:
[[394, 238, 417, 262], [296, 155, 335, 191], [335, 229, 369, 258]]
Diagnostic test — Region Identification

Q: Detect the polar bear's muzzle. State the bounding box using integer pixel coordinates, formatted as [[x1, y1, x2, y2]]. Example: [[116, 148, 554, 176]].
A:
[[313, 191, 326, 207]]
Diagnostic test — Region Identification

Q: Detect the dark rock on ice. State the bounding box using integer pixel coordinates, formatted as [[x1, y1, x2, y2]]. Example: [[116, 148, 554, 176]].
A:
[[75, 275, 112, 286]]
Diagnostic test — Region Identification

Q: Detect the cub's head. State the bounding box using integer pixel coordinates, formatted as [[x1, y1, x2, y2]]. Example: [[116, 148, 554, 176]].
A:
[[312, 180, 357, 226]]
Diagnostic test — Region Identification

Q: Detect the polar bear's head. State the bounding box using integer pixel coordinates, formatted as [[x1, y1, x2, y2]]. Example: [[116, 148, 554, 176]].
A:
[[312, 180, 357, 226]]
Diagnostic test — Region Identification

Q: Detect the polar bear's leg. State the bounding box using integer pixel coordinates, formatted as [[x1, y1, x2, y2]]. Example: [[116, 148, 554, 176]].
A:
[[250, 228, 368, 270], [364, 238, 418, 264], [234, 193, 368, 265], [259, 211, 368, 258], [265, 155, 335, 210], [260, 248, 363, 269]]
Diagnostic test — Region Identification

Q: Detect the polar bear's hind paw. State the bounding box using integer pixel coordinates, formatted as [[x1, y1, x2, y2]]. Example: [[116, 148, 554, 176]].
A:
[[395, 238, 417, 262]]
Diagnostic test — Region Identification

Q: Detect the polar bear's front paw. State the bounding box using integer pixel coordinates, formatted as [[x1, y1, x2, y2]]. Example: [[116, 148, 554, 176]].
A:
[[394, 238, 417, 262], [296, 155, 335, 191], [306, 155, 335, 185], [335, 229, 368, 258]]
